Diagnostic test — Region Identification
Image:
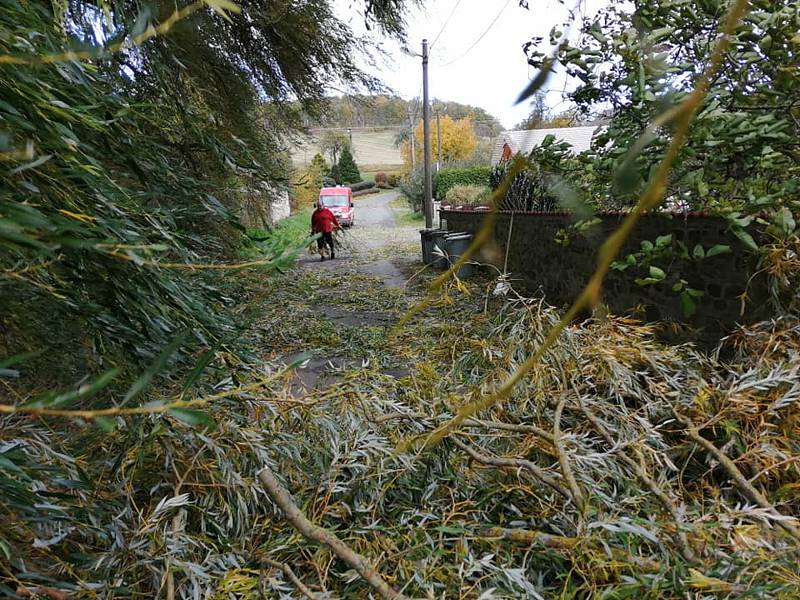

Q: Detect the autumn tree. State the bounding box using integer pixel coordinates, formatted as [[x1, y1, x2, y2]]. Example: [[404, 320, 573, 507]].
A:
[[293, 153, 329, 207], [403, 116, 477, 171]]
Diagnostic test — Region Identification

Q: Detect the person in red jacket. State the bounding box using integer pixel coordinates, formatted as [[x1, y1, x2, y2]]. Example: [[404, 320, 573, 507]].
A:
[[311, 202, 340, 260]]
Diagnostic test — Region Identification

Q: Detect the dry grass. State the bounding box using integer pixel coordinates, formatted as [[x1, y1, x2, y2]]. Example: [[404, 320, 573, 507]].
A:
[[290, 129, 404, 168]]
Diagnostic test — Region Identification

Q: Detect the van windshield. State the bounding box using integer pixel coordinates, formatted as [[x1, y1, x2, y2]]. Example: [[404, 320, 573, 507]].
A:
[[321, 195, 349, 207]]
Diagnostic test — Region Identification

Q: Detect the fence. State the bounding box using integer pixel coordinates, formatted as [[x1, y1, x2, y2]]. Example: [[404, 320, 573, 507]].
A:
[[440, 208, 769, 338]]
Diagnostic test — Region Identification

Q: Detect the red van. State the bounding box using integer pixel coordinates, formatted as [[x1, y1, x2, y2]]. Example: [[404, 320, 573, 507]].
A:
[[318, 186, 354, 227]]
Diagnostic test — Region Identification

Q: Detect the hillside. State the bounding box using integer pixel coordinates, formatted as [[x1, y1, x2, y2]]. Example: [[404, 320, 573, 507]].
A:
[[291, 126, 404, 169], [290, 95, 503, 169]]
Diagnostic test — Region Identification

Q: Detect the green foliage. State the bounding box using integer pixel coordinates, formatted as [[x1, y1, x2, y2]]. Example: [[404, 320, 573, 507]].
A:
[[609, 234, 741, 318], [524, 0, 800, 233], [435, 167, 491, 201], [319, 129, 350, 165], [293, 154, 328, 208], [338, 145, 361, 183], [1, 2, 241, 370]]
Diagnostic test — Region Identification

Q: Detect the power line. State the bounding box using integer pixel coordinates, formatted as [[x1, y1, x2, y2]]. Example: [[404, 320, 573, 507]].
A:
[[437, 0, 513, 67], [430, 0, 465, 49]]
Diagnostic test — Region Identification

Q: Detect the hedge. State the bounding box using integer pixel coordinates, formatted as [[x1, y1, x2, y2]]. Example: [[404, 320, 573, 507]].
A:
[[435, 167, 492, 200], [353, 187, 381, 198], [350, 180, 375, 192]]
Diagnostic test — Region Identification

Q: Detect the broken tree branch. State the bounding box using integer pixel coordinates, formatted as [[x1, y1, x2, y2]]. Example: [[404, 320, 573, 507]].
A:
[[257, 465, 409, 600], [261, 558, 323, 600], [464, 418, 555, 444]]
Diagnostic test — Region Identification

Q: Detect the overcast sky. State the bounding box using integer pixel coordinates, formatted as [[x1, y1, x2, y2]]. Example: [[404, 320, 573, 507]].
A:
[[336, 0, 608, 129]]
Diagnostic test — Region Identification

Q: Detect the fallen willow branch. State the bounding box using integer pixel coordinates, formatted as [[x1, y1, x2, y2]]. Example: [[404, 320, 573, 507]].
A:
[[553, 395, 587, 515], [578, 398, 697, 563], [371, 411, 430, 424], [257, 465, 409, 600], [261, 558, 322, 600], [479, 528, 663, 572], [372, 412, 555, 446], [673, 410, 800, 544], [16, 586, 72, 600], [451, 436, 571, 501], [465, 418, 555, 445], [479, 527, 577, 549]]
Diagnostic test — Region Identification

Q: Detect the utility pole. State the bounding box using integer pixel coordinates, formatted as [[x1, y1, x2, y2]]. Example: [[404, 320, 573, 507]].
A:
[[422, 39, 433, 229], [436, 110, 442, 173], [409, 114, 416, 171]]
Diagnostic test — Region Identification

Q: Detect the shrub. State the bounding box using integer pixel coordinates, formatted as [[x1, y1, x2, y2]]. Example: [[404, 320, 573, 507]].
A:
[[387, 173, 401, 187], [490, 159, 558, 212], [337, 146, 361, 183], [444, 184, 491, 206], [399, 168, 425, 212], [374, 172, 388, 188], [353, 187, 381, 197], [322, 176, 336, 187], [435, 166, 491, 200]]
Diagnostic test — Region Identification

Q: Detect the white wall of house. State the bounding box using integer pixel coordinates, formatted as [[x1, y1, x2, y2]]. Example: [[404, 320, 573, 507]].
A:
[[269, 188, 291, 223]]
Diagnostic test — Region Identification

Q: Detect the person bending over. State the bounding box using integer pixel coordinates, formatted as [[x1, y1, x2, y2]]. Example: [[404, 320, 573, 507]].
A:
[[311, 202, 339, 261]]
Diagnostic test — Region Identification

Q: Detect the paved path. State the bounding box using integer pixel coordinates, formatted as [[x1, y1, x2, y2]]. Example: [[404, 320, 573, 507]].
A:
[[285, 190, 421, 391], [297, 190, 419, 288]]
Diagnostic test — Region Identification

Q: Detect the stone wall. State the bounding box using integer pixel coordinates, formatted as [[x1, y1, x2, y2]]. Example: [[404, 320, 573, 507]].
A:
[[440, 209, 769, 335]]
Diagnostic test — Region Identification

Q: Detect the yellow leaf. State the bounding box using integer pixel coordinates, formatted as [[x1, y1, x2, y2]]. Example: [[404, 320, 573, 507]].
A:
[[58, 209, 96, 223], [687, 568, 736, 592]]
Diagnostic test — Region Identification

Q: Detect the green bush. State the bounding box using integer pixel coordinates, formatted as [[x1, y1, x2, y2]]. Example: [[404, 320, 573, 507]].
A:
[[444, 184, 491, 206], [435, 167, 491, 200], [387, 173, 402, 187]]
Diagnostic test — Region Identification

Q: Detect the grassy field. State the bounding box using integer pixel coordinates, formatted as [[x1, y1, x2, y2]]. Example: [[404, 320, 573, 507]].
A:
[[291, 128, 404, 169]]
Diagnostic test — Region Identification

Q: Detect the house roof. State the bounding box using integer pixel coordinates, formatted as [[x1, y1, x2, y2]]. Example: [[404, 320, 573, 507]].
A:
[[490, 126, 601, 163]]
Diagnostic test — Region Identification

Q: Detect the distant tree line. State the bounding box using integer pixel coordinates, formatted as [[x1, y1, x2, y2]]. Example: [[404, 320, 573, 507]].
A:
[[297, 94, 505, 138]]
